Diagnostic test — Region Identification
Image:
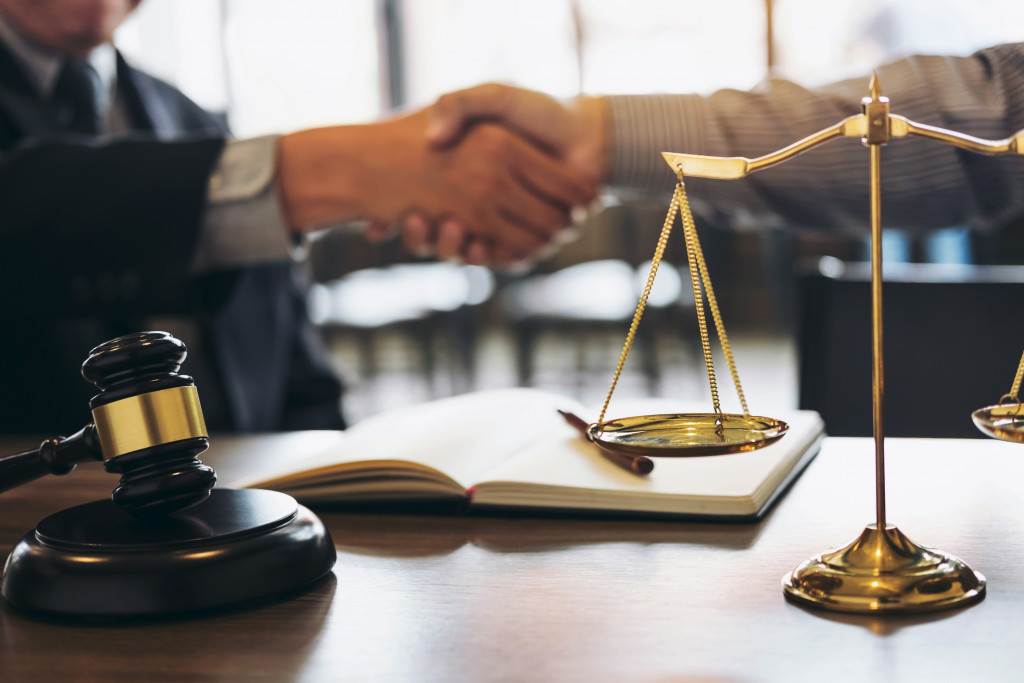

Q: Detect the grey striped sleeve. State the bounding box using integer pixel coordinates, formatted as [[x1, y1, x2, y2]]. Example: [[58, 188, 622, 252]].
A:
[[606, 42, 1024, 234]]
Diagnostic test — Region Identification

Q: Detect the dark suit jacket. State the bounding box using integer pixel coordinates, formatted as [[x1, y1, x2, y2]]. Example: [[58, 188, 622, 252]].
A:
[[0, 44, 345, 434]]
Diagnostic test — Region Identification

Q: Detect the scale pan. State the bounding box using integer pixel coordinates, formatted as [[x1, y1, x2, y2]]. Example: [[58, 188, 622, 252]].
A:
[[972, 403, 1024, 443], [587, 413, 788, 457]]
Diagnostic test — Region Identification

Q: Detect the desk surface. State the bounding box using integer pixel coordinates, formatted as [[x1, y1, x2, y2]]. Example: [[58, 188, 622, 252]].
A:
[[2, 433, 1024, 682]]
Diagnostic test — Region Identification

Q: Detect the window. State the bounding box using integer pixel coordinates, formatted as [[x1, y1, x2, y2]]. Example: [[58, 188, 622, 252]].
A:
[[117, 1, 1024, 137], [117, 0, 382, 137]]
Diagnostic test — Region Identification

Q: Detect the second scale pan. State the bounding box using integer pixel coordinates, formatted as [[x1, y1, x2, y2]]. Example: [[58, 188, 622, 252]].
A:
[[973, 402, 1024, 443], [973, 350, 1024, 443]]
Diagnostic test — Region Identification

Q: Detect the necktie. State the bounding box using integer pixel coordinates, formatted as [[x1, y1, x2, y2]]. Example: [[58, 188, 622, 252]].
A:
[[53, 59, 102, 135]]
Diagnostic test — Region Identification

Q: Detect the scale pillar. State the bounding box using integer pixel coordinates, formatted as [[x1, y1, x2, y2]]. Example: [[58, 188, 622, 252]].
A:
[[781, 76, 985, 613]]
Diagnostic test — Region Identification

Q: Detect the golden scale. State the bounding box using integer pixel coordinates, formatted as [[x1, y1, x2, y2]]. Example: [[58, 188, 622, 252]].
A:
[[586, 74, 1024, 614]]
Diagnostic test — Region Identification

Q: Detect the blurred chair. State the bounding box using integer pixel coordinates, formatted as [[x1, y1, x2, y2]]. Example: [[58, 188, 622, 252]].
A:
[[500, 258, 689, 392], [309, 263, 494, 395], [796, 257, 1024, 437]]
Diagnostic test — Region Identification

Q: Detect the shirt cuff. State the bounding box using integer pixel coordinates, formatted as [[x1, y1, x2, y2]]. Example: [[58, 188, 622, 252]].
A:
[[192, 135, 306, 273]]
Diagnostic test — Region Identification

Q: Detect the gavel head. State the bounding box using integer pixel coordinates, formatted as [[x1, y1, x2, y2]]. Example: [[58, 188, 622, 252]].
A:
[[81, 331, 216, 517]]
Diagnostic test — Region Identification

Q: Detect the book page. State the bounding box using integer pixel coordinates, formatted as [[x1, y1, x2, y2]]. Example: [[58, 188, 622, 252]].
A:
[[235, 388, 585, 493], [472, 405, 825, 516]]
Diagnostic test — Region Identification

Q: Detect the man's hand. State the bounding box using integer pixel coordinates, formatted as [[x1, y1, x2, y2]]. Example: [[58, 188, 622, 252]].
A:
[[428, 83, 610, 186], [276, 106, 597, 266], [399, 84, 611, 265]]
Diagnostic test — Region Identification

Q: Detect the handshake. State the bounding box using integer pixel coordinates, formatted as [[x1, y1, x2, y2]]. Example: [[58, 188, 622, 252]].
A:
[[276, 84, 610, 268]]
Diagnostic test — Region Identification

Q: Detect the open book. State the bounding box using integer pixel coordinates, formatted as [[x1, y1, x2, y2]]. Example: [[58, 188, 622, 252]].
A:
[[233, 388, 825, 521]]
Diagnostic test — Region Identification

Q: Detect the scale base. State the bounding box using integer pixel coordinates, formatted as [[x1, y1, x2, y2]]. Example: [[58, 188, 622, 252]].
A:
[[1, 488, 335, 617], [782, 524, 985, 614]]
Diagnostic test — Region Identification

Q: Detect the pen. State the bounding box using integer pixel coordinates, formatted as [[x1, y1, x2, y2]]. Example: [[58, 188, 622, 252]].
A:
[[557, 409, 654, 476]]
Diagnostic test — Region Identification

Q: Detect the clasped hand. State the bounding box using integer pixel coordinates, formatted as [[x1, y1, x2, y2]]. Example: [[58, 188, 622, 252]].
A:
[[277, 86, 607, 268]]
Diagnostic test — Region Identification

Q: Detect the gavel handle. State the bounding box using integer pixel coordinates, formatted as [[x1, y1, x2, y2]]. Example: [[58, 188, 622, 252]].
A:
[[0, 424, 103, 493]]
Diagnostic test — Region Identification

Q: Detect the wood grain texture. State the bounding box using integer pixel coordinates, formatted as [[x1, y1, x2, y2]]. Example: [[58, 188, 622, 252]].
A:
[[2, 434, 1024, 682]]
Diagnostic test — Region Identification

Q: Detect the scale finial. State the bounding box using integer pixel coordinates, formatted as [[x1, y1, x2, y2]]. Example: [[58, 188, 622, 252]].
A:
[[869, 72, 882, 99]]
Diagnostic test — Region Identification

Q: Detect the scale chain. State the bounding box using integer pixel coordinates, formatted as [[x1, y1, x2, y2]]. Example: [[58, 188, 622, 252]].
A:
[[680, 184, 723, 417], [596, 172, 750, 428], [677, 177, 750, 417], [596, 184, 679, 425], [1004, 349, 1024, 404]]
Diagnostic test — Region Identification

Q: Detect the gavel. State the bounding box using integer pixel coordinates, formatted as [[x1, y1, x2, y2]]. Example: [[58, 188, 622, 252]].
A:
[[0, 330, 337, 617], [0, 330, 217, 516]]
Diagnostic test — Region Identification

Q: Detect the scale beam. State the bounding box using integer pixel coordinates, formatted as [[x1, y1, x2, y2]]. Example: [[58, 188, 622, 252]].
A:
[[662, 111, 1024, 180], [661, 114, 866, 179]]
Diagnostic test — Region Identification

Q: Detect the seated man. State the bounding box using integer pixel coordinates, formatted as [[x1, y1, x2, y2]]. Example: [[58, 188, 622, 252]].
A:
[[0, 0, 596, 434]]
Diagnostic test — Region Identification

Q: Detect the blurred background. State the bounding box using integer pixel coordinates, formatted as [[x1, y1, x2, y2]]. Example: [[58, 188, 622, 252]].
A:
[[116, 0, 1024, 425]]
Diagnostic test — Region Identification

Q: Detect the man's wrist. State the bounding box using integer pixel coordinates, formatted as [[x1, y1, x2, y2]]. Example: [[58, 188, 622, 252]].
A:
[[276, 126, 366, 233], [572, 95, 612, 186]]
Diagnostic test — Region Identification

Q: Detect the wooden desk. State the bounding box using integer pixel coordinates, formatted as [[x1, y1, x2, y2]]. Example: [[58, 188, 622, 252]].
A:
[[2, 434, 1024, 681]]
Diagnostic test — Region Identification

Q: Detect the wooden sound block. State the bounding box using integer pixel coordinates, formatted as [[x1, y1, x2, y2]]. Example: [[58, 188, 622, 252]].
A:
[[1, 488, 335, 616]]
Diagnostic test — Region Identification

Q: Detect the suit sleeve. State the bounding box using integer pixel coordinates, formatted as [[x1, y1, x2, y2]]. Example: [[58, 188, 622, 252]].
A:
[[0, 133, 226, 315], [606, 42, 1024, 235]]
